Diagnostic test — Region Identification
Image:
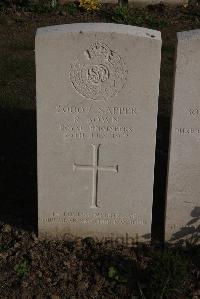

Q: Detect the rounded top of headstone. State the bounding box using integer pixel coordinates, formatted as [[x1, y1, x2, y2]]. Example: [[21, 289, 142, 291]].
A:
[[177, 29, 200, 41], [36, 23, 161, 41]]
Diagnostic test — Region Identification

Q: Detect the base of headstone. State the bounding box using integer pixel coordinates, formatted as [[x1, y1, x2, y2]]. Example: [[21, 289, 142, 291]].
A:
[[38, 224, 149, 245]]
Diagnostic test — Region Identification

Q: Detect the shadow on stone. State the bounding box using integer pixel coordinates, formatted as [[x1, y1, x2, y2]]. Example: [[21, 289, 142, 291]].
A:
[[0, 108, 172, 242], [0, 108, 37, 233], [170, 206, 200, 245]]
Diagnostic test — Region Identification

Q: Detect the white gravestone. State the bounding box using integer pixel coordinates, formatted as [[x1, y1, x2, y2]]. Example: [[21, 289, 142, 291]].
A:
[[166, 30, 200, 244], [36, 23, 161, 242]]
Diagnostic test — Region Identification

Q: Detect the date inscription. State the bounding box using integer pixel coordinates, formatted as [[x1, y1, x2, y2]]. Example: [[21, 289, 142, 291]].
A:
[[56, 104, 137, 140]]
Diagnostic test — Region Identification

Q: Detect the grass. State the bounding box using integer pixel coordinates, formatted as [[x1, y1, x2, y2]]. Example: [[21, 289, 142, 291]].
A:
[[111, 5, 169, 28], [60, 2, 80, 15], [14, 258, 30, 278], [0, 244, 8, 252]]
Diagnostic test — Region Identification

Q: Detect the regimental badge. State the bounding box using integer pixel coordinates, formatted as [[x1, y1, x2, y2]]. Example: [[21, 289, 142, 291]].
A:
[[69, 41, 128, 101]]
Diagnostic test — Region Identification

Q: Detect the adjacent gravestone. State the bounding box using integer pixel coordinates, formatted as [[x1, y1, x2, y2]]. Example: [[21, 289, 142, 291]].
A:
[[36, 23, 161, 242], [166, 30, 200, 244]]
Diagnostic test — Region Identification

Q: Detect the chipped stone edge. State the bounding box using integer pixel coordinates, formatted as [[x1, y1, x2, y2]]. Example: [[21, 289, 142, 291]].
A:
[[36, 23, 161, 41], [177, 29, 200, 41]]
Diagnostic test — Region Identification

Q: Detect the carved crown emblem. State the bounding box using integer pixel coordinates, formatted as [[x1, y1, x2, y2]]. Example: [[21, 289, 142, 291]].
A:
[[69, 41, 127, 101]]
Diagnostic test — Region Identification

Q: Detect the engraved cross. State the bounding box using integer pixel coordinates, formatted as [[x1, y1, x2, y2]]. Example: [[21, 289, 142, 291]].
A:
[[73, 144, 118, 209]]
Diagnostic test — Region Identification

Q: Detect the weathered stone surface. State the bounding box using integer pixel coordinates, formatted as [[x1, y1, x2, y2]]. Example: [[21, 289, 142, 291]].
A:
[[166, 30, 200, 244], [36, 23, 161, 242]]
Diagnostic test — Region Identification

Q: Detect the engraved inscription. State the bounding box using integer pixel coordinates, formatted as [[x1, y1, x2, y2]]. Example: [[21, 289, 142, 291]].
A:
[[41, 217, 146, 225], [175, 107, 200, 136], [60, 124, 134, 140], [175, 128, 200, 134], [69, 41, 127, 101], [40, 211, 146, 226], [73, 144, 118, 209], [56, 105, 137, 115], [189, 108, 200, 117], [56, 105, 137, 140]]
